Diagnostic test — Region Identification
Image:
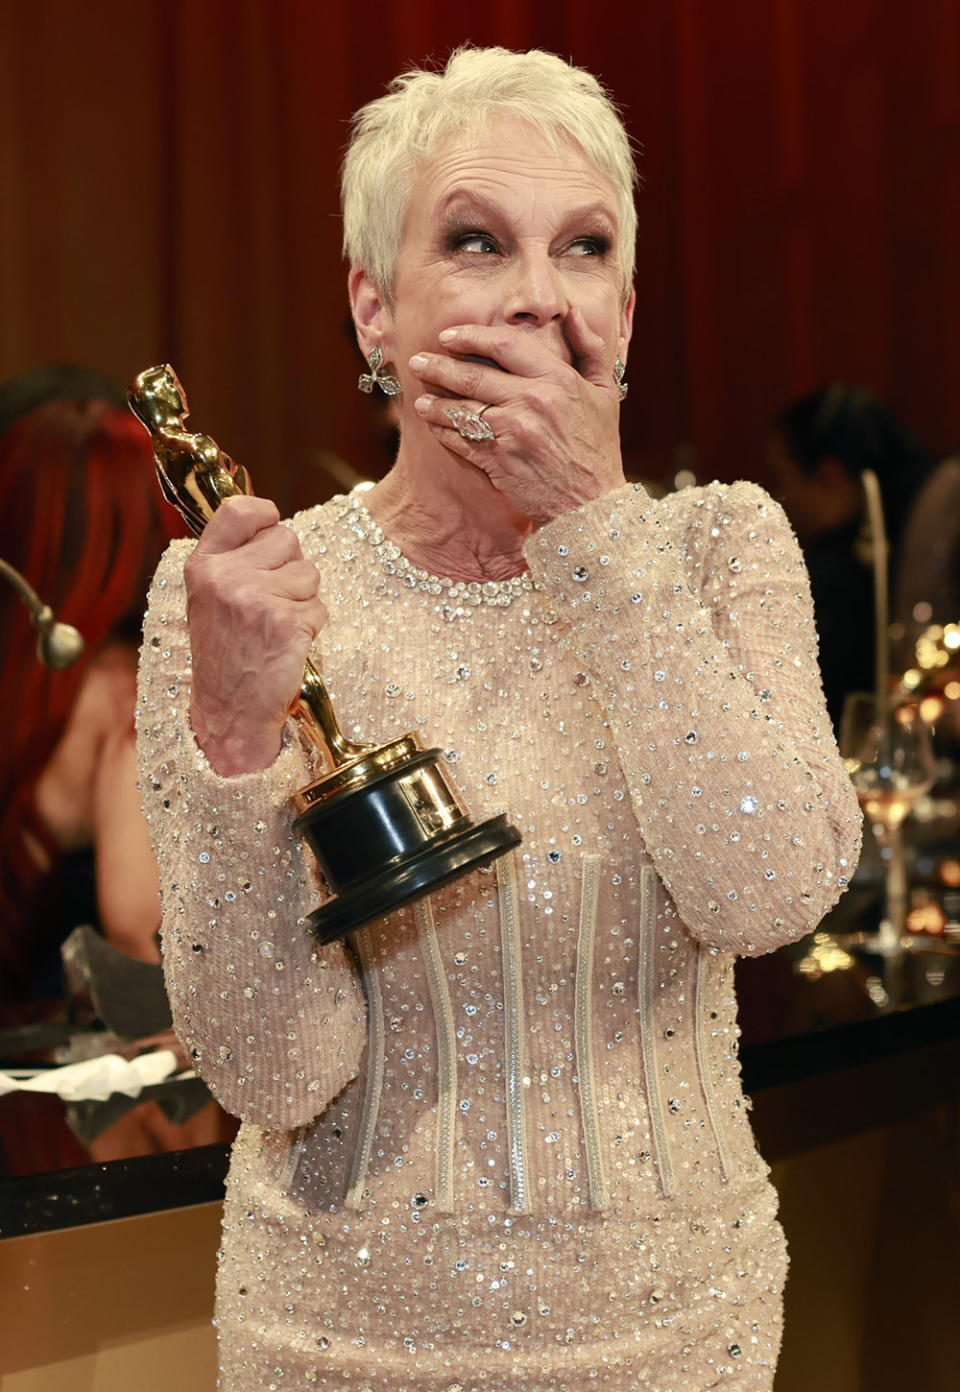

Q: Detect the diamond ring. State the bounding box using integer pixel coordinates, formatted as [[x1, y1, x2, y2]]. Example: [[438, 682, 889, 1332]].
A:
[[444, 403, 496, 443]]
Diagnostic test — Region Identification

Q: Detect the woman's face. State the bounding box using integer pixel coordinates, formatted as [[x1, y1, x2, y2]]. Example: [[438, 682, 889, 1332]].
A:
[[352, 118, 634, 415]]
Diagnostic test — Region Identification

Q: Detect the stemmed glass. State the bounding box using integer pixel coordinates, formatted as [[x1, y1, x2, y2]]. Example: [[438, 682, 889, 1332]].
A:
[[840, 692, 936, 954]]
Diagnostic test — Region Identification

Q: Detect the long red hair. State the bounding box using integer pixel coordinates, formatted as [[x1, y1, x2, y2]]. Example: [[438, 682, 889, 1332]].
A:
[[0, 395, 182, 1002]]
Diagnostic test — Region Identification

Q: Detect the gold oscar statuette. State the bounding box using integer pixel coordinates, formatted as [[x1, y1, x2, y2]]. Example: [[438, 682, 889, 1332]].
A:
[[129, 364, 521, 943]]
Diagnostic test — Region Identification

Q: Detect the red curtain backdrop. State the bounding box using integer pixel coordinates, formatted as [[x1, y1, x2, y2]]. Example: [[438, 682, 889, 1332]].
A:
[[1, 0, 958, 514]]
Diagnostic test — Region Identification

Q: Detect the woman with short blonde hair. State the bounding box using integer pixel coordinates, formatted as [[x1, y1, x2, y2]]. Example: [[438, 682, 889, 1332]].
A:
[[139, 45, 860, 1391]]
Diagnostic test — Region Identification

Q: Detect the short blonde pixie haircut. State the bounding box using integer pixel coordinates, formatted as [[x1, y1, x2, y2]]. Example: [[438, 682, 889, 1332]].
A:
[[341, 46, 638, 302]]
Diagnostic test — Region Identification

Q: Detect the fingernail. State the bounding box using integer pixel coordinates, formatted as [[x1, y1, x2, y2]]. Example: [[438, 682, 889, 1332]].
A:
[[409, 353, 428, 370], [414, 394, 432, 414], [438, 328, 458, 343]]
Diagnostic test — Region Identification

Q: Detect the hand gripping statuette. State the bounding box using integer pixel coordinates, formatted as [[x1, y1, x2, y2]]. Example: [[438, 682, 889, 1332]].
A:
[[128, 365, 521, 944]]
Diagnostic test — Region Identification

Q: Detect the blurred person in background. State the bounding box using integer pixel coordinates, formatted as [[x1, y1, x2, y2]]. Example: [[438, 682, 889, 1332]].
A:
[[891, 442, 960, 751], [0, 366, 238, 1174], [767, 382, 934, 729], [0, 365, 181, 1022], [894, 445, 960, 653]]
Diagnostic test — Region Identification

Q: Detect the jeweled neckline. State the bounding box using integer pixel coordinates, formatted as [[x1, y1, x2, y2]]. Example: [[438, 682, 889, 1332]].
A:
[[337, 489, 534, 608]]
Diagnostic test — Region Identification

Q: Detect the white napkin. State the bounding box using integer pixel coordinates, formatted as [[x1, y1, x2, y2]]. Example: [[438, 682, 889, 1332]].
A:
[[0, 1050, 179, 1102]]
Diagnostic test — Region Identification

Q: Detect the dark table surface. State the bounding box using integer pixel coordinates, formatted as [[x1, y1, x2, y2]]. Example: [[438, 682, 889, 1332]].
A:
[[3, 907, 959, 1238]]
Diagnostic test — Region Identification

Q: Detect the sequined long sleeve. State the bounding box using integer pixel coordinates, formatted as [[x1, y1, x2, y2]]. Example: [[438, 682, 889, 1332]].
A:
[[136, 540, 366, 1129], [524, 480, 861, 954]]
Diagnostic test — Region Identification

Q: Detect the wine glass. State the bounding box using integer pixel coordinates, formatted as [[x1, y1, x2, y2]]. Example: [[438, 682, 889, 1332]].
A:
[[840, 692, 936, 953]]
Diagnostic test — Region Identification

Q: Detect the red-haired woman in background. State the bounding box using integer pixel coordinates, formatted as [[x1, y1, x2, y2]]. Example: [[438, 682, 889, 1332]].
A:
[[0, 365, 181, 1024]]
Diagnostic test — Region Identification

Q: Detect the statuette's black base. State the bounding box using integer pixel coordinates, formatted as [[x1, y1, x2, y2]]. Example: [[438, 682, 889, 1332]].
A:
[[306, 813, 520, 945], [294, 746, 521, 944]]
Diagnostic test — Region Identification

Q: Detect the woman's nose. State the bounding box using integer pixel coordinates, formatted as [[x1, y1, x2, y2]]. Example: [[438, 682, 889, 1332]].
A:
[[501, 249, 567, 326]]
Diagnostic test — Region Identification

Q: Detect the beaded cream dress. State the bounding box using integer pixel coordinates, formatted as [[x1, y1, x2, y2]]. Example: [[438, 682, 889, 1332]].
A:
[[137, 481, 860, 1392]]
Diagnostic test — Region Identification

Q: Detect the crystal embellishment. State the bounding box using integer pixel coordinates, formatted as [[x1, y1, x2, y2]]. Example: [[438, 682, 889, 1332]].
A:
[[338, 493, 533, 608]]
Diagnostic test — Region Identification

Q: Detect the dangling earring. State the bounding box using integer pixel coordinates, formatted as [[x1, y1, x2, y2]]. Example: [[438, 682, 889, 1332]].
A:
[[613, 357, 628, 402], [358, 345, 402, 397]]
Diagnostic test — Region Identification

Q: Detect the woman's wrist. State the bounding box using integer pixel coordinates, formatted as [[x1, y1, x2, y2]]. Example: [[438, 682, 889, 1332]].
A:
[[190, 697, 285, 776]]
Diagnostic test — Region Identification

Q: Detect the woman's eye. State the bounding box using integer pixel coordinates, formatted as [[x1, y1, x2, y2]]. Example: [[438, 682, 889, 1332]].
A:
[[568, 236, 609, 258], [454, 231, 499, 254]]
